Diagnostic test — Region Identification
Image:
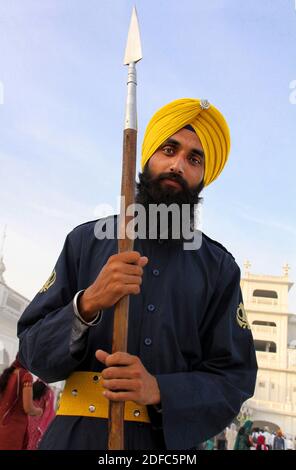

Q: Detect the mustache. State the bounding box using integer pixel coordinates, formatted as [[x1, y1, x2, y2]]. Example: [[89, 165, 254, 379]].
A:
[[156, 172, 188, 190], [148, 172, 191, 192]]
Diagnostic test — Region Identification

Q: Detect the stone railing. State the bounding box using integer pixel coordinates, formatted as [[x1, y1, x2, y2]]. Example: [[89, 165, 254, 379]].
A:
[[251, 325, 277, 337], [288, 349, 296, 369], [251, 297, 278, 306], [256, 351, 278, 367], [248, 398, 296, 416]]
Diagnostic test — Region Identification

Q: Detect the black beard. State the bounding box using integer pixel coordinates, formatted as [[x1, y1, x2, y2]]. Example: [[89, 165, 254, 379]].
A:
[[135, 164, 204, 242]]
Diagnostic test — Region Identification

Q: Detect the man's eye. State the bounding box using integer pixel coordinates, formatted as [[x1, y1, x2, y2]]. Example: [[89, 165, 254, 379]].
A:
[[162, 146, 175, 155], [189, 156, 201, 165]]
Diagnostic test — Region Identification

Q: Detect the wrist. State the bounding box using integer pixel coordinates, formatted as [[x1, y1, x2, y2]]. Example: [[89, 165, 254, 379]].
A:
[[73, 290, 102, 326], [79, 290, 100, 322]]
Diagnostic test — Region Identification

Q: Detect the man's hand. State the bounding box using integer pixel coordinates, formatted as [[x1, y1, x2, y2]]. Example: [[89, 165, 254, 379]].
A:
[[95, 349, 161, 406], [79, 251, 148, 321]]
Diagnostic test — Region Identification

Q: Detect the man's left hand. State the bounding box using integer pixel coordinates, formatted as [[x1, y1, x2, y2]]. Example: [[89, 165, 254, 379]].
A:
[[95, 350, 161, 406]]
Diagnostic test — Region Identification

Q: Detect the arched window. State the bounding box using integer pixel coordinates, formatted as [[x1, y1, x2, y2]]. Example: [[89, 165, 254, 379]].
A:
[[253, 289, 278, 299], [254, 340, 276, 353], [252, 320, 276, 327]]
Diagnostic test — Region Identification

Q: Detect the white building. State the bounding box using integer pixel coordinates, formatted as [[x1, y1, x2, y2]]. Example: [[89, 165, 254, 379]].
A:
[[0, 256, 30, 373], [0, 254, 64, 402], [241, 261, 296, 436]]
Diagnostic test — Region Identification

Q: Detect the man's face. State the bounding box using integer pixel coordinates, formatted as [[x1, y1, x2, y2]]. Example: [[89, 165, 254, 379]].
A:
[[135, 128, 204, 241], [147, 128, 205, 191]]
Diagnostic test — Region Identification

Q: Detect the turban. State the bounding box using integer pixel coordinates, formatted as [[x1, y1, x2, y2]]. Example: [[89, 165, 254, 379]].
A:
[[141, 98, 231, 186]]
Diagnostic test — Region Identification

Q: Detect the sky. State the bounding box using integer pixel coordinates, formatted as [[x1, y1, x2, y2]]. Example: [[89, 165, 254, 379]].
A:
[[0, 0, 295, 311]]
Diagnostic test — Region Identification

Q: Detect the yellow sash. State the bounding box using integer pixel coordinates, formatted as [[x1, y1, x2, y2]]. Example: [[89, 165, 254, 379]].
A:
[[56, 371, 150, 424]]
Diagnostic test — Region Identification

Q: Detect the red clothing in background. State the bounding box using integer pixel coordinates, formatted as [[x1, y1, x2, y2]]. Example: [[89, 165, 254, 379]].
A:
[[0, 368, 33, 450], [27, 387, 55, 450]]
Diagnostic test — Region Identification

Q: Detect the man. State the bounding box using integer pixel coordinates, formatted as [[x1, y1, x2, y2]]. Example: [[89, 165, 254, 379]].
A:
[[18, 98, 257, 450]]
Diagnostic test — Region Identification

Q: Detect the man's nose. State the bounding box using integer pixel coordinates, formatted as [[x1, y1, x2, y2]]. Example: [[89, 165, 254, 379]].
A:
[[169, 154, 185, 174]]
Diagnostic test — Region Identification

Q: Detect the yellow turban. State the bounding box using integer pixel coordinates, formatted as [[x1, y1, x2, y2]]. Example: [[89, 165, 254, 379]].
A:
[[141, 98, 231, 186]]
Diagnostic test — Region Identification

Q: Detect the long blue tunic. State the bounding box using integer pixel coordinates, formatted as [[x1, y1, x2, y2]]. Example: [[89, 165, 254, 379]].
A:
[[17, 215, 257, 450]]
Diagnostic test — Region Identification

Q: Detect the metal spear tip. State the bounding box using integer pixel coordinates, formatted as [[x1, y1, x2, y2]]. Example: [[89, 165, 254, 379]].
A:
[[123, 6, 143, 65]]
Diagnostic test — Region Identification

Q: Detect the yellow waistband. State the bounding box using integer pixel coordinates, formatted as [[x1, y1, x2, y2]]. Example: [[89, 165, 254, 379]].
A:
[[56, 371, 150, 424]]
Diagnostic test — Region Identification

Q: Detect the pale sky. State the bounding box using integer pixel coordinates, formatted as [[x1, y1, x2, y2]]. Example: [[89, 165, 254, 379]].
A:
[[0, 0, 295, 310]]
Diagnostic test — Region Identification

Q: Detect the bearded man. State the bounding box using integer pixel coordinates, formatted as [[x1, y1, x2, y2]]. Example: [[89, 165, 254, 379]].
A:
[[18, 98, 257, 450]]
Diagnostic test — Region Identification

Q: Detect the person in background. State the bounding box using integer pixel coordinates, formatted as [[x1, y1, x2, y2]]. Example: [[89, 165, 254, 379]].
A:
[[0, 355, 42, 450], [263, 425, 273, 450], [256, 434, 268, 451], [273, 429, 285, 450], [226, 423, 238, 450], [284, 434, 294, 451], [204, 437, 215, 450], [216, 429, 227, 450], [27, 379, 55, 450], [233, 420, 253, 450]]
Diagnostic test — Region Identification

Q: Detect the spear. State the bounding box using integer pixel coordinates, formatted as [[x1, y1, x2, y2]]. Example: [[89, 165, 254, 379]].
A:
[[108, 6, 143, 450]]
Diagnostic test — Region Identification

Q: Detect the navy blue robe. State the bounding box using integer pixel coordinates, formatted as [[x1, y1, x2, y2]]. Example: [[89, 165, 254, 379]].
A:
[[17, 215, 257, 450]]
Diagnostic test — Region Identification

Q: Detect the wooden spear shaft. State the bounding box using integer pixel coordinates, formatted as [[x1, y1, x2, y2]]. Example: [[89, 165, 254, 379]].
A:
[[108, 7, 142, 450], [108, 128, 137, 450]]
